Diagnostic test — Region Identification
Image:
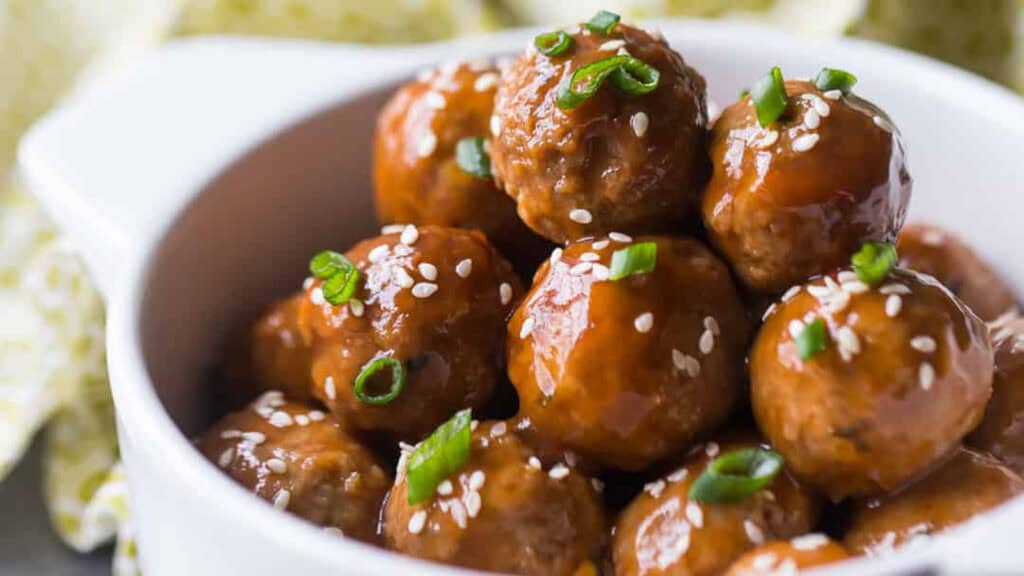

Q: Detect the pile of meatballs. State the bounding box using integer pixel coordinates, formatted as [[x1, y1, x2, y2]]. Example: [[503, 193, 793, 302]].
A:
[[200, 11, 1024, 576]]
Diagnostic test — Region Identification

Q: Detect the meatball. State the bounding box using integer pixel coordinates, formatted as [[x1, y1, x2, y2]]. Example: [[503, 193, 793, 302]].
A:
[[968, 315, 1024, 473], [844, 447, 1024, 556], [384, 420, 607, 575], [724, 536, 849, 576], [198, 393, 390, 543], [613, 436, 819, 576], [751, 268, 994, 499], [703, 80, 911, 293], [373, 60, 550, 270], [491, 20, 709, 243], [508, 235, 748, 470], [897, 222, 1017, 321], [224, 294, 314, 404], [304, 225, 521, 442]]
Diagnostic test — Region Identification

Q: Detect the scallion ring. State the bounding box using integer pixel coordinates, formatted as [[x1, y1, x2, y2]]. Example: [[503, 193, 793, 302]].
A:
[[609, 242, 657, 280], [556, 55, 660, 110], [406, 409, 473, 505], [310, 250, 361, 305], [455, 137, 492, 179], [814, 67, 857, 94], [751, 66, 788, 127], [353, 357, 405, 406], [585, 10, 620, 35], [310, 250, 353, 280], [688, 447, 784, 504], [534, 30, 573, 56], [851, 242, 898, 286], [796, 317, 828, 361]]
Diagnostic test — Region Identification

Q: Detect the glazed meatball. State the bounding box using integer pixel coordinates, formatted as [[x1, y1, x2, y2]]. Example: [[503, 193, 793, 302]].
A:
[[508, 235, 748, 470], [724, 536, 849, 576], [225, 294, 314, 404], [491, 20, 709, 243], [198, 393, 390, 543], [968, 315, 1024, 473], [373, 60, 550, 270], [844, 447, 1024, 556], [384, 420, 607, 575], [751, 268, 993, 499], [613, 437, 819, 576], [897, 222, 1017, 321], [301, 226, 521, 442], [703, 80, 911, 293]]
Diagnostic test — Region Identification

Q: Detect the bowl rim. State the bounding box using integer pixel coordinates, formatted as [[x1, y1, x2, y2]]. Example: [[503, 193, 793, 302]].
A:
[[106, 19, 1024, 575]]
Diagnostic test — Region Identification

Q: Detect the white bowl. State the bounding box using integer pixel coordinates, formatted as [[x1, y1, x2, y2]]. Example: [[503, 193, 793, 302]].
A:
[[18, 20, 1024, 576]]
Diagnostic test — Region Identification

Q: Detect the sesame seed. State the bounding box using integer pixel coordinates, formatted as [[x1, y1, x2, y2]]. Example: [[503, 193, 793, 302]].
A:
[[381, 224, 406, 235], [549, 463, 570, 479], [599, 39, 626, 51], [218, 448, 234, 468], [490, 115, 501, 137], [752, 130, 779, 149], [368, 244, 390, 263], [469, 470, 486, 491], [672, 349, 687, 370], [412, 282, 439, 298], [400, 225, 419, 245], [424, 91, 446, 109], [464, 491, 482, 518], [634, 312, 654, 333], [841, 280, 870, 294], [630, 111, 650, 137], [752, 552, 778, 571], [303, 276, 315, 290], [592, 264, 610, 281], [418, 262, 438, 281], [880, 283, 911, 295], [705, 442, 720, 457], [791, 533, 829, 551], [473, 72, 499, 92], [499, 282, 513, 305], [447, 499, 467, 529], [911, 336, 937, 353], [837, 326, 861, 362], [550, 248, 563, 265], [294, 414, 310, 426], [488, 422, 507, 439], [579, 252, 600, 262], [803, 109, 821, 129], [919, 362, 935, 390], [823, 89, 842, 100], [570, 262, 593, 275], [520, 317, 535, 338], [569, 208, 593, 224], [592, 478, 605, 492], [744, 520, 765, 544], [349, 298, 364, 317], [807, 285, 831, 298], [699, 330, 715, 355], [324, 377, 336, 400], [565, 451, 578, 467], [308, 410, 325, 421], [685, 502, 704, 528], [394, 268, 414, 288], [310, 287, 326, 306], [762, 303, 778, 321], [268, 411, 293, 428], [266, 458, 288, 474], [273, 489, 291, 510], [644, 480, 666, 498], [788, 319, 806, 339], [220, 429, 242, 439], [456, 259, 473, 278], [242, 432, 266, 445], [616, 47, 631, 57], [609, 232, 632, 243], [417, 133, 437, 157], [704, 316, 720, 335], [667, 468, 688, 483], [528, 456, 542, 470], [792, 133, 820, 152], [437, 480, 454, 496], [592, 239, 610, 250], [408, 511, 427, 534], [838, 270, 859, 283]]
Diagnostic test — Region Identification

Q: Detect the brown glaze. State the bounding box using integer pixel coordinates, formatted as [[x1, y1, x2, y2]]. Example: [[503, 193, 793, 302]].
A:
[[491, 22, 709, 243], [702, 81, 911, 294], [507, 235, 748, 471], [303, 226, 522, 442], [751, 268, 994, 499], [897, 222, 1018, 321], [612, 436, 819, 576], [373, 60, 551, 272], [384, 420, 607, 575], [844, 447, 1024, 556], [724, 537, 850, 575], [969, 316, 1024, 473], [197, 395, 390, 544], [224, 294, 315, 404]]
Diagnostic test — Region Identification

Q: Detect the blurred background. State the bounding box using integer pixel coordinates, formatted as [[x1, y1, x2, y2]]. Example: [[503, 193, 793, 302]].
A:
[[0, 1, 1021, 575]]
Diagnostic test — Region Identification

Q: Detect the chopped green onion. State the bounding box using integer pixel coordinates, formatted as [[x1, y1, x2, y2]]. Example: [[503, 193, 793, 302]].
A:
[[814, 67, 857, 94], [738, 88, 750, 99], [585, 10, 620, 35], [455, 137, 492, 179], [851, 242, 898, 286], [310, 250, 352, 280], [751, 66, 788, 127], [556, 55, 660, 110], [353, 357, 405, 405], [796, 318, 828, 361], [689, 447, 784, 504], [609, 242, 657, 280], [310, 250, 361, 305], [407, 409, 472, 505], [534, 30, 573, 56]]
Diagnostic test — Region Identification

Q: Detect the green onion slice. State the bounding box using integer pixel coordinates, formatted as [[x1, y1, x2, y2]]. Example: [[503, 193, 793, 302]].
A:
[[455, 137, 492, 179], [310, 250, 352, 280], [751, 66, 788, 127], [534, 30, 573, 56], [851, 242, 898, 286], [609, 242, 657, 280], [796, 318, 828, 361], [738, 88, 750, 99], [689, 447, 784, 504], [353, 357, 405, 405], [310, 250, 361, 305], [556, 55, 660, 110], [814, 67, 857, 94], [585, 10, 620, 35], [407, 409, 472, 505]]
